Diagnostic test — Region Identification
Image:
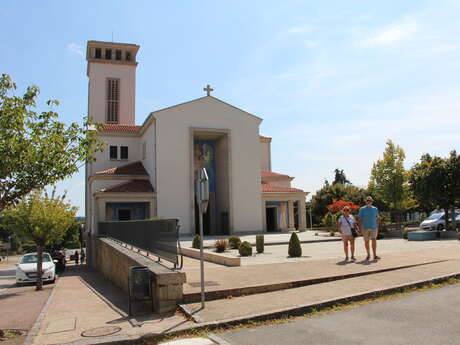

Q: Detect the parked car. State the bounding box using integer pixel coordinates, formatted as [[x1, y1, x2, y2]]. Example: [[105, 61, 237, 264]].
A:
[[51, 250, 66, 272], [16, 252, 56, 285], [419, 212, 457, 231]]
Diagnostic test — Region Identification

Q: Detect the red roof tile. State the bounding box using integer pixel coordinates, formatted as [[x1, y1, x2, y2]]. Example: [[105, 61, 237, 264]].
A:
[[95, 161, 148, 176], [100, 180, 154, 193], [261, 170, 292, 178], [101, 124, 142, 133], [261, 183, 304, 193]]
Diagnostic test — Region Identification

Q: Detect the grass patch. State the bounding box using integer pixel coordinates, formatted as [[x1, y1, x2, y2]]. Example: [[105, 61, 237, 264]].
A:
[[138, 277, 460, 344]]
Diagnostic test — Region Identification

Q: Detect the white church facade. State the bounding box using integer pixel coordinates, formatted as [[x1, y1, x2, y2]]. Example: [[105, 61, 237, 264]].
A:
[[85, 41, 308, 236]]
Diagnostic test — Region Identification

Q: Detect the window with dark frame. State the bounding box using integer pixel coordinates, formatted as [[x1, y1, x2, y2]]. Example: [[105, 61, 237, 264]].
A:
[[95, 48, 101, 59], [115, 50, 122, 60], [120, 146, 129, 160], [109, 146, 118, 160], [106, 79, 119, 123], [105, 49, 112, 60], [126, 51, 131, 61]]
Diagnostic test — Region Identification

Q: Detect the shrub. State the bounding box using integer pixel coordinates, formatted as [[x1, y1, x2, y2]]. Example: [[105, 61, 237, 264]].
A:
[[329, 230, 335, 237], [192, 235, 201, 249], [238, 241, 252, 256], [288, 233, 302, 257], [229, 236, 241, 249], [256, 235, 264, 253], [214, 239, 228, 253]]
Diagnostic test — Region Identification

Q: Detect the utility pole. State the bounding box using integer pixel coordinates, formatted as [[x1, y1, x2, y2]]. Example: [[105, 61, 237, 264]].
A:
[[195, 168, 209, 309]]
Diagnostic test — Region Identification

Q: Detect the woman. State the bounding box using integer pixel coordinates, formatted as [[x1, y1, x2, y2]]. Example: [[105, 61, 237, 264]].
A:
[[337, 206, 359, 261]]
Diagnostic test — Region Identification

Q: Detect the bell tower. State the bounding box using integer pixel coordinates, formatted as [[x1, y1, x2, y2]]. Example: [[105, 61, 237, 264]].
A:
[[86, 41, 140, 125]]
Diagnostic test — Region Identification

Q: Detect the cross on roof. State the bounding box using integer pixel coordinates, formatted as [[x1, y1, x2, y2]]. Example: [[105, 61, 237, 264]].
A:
[[203, 84, 213, 96]]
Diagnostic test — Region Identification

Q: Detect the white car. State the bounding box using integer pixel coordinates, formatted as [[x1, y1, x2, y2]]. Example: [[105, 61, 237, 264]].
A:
[[16, 253, 56, 285], [419, 212, 458, 231]]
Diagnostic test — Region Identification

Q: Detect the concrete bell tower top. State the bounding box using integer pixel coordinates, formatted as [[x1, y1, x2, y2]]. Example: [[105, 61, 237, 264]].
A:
[[86, 40, 140, 68], [86, 41, 140, 125]]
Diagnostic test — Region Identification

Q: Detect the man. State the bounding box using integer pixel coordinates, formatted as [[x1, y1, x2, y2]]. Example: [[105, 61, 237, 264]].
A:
[[358, 196, 380, 260]]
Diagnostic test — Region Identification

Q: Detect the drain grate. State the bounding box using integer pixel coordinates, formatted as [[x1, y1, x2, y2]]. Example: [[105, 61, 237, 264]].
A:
[[81, 326, 121, 337], [188, 281, 220, 287]]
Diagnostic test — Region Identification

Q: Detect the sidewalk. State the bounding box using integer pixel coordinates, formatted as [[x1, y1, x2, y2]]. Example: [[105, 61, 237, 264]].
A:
[[32, 265, 194, 345], [31, 246, 460, 345]]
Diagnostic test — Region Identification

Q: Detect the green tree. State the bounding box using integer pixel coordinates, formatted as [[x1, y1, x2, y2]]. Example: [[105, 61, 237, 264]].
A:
[[368, 140, 408, 224], [3, 190, 76, 290], [409, 151, 460, 230], [0, 74, 103, 212]]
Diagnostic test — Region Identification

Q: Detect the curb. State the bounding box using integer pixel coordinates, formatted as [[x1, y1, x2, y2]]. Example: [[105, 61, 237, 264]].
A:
[[182, 259, 447, 303], [24, 281, 59, 345]]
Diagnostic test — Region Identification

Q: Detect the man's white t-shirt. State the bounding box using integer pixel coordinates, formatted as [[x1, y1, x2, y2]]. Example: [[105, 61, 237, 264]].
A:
[[338, 215, 356, 236]]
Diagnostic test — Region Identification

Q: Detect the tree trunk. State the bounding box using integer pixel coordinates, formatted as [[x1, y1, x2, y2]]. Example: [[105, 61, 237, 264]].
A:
[[36, 245, 43, 291], [444, 207, 450, 231]]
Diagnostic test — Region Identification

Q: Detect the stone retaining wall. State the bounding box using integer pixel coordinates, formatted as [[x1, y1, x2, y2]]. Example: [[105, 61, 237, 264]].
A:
[[91, 236, 186, 313]]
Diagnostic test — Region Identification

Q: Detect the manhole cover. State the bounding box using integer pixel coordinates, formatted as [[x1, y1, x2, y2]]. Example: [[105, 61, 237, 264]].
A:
[[188, 281, 219, 287], [81, 326, 121, 337]]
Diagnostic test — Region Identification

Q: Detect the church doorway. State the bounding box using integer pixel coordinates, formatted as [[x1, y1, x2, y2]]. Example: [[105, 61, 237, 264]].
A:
[[193, 130, 231, 236], [266, 207, 277, 232]]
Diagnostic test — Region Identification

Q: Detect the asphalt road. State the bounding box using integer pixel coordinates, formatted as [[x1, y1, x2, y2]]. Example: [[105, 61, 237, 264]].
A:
[[0, 263, 53, 345], [217, 283, 460, 345]]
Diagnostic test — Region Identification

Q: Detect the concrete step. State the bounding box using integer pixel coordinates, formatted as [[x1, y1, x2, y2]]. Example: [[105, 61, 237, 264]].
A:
[[182, 249, 457, 303], [180, 260, 460, 324]]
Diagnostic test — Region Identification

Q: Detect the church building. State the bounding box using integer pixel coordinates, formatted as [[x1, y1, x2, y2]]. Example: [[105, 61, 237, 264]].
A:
[[85, 41, 308, 236]]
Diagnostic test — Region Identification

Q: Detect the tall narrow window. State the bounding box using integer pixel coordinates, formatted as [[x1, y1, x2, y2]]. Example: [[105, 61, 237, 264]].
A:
[[126, 51, 131, 61], [120, 146, 128, 160], [105, 49, 112, 60], [106, 79, 119, 123], [95, 48, 101, 59], [109, 146, 118, 160], [115, 49, 122, 60]]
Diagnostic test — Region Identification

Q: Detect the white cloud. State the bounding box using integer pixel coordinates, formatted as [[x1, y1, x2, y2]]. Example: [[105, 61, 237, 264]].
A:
[[359, 18, 418, 47], [67, 43, 84, 56], [284, 24, 317, 36]]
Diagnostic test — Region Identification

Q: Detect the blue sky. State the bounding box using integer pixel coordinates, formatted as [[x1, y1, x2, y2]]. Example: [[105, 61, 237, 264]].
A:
[[2, 1, 460, 215]]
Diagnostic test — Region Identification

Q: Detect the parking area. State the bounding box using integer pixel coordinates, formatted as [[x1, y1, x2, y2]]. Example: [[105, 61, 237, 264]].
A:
[[0, 260, 54, 345]]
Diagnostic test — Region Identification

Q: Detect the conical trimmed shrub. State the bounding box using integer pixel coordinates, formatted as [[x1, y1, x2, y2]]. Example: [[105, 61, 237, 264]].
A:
[[288, 233, 302, 257], [256, 235, 264, 253], [192, 234, 201, 249]]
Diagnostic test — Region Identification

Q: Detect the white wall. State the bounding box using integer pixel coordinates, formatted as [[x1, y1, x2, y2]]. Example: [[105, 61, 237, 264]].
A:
[[140, 124, 156, 190], [260, 140, 271, 171], [154, 97, 263, 234], [90, 136, 141, 174], [88, 63, 136, 125]]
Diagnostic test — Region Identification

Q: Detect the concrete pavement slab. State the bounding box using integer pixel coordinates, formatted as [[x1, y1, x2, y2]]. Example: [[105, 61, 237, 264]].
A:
[[44, 317, 76, 334], [182, 246, 460, 302], [183, 259, 460, 323], [158, 337, 217, 345]]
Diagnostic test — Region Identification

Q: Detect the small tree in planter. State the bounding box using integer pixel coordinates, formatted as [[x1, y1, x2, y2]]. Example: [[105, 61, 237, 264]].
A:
[[288, 233, 302, 257], [238, 241, 252, 256], [214, 239, 228, 253], [228, 236, 241, 249], [192, 235, 201, 249], [256, 235, 264, 253]]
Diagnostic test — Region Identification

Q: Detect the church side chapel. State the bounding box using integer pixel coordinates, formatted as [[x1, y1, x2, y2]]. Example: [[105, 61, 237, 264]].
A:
[[85, 40, 308, 236]]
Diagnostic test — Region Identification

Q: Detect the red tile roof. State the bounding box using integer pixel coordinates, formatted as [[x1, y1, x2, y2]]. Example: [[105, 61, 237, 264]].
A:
[[261, 170, 292, 179], [261, 183, 304, 193], [101, 124, 142, 133], [95, 161, 148, 176], [100, 180, 154, 193]]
